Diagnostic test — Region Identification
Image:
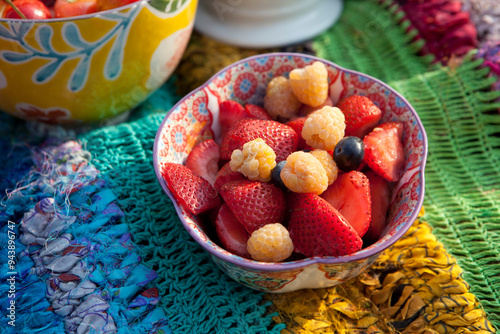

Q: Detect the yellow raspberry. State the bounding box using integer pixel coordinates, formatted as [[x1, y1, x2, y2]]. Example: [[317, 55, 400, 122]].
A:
[[280, 151, 328, 194], [247, 223, 294, 262], [302, 106, 345, 151], [310, 149, 339, 185], [230, 138, 277, 182], [264, 76, 301, 120], [289, 61, 329, 107]]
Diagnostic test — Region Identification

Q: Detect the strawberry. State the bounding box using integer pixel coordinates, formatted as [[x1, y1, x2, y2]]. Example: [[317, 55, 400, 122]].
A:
[[364, 170, 392, 242], [337, 95, 382, 138], [185, 139, 220, 185], [219, 179, 286, 233], [219, 100, 248, 139], [286, 117, 311, 150], [321, 171, 372, 237], [161, 163, 221, 215], [215, 204, 251, 258], [245, 104, 272, 120], [287, 193, 362, 257], [213, 162, 245, 192], [220, 119, 298, 161], [363, 121, 405, 182]]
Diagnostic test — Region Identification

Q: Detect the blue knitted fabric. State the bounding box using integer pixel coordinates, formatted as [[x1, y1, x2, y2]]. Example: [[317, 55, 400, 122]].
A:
[[0, 139, 172, 334]]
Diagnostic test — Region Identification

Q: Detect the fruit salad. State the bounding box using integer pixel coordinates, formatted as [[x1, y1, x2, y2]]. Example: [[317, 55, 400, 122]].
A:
[[161, 61, 406, 263], [0, 0, 139, 19]]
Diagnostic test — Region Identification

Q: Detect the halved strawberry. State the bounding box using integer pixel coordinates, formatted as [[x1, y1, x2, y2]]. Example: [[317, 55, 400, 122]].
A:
[[215, 204, 251, 258], [220, 119, 298, 161], [363, 122, 405, 182], [321, 171, 371, 237], [337, 95, 382, 138], [364, 170, 392, 242], [286, 117, 310, 150], [219, 179, 286, 233], [287, 192, 362, 257], [214, 162, 245, 192], [219, 100, 248, 140], [185, 139, 220, 185], [161, 163, 221, 215], [245, 104, 272, 120]]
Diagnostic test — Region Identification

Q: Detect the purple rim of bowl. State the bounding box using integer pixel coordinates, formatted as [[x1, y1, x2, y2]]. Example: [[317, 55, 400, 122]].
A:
[[153, 52, 428, 272], [0, 0, 150, 23]]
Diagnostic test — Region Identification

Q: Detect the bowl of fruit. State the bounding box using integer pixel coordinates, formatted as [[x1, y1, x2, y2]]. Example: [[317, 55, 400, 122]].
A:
[[153, 53, 427, 293], [0, 0, 197, 125]]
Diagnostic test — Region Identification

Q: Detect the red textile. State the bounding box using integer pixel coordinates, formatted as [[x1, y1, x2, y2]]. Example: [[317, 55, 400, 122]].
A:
[[397, 0, 478, 62]]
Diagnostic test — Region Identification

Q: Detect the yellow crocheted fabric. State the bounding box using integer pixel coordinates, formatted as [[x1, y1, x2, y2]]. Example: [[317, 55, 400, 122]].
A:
[[175, 32, 272, 96], [266, 209, 495, 333]]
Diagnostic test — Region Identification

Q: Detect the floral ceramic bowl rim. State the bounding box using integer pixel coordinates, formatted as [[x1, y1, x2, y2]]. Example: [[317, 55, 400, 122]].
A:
[[0, 0, 149, 22], [153, 52, 427, 272]]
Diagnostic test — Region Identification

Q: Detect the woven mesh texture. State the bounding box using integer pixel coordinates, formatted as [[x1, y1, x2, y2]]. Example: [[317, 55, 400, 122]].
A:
[[78, 83, 283, 334], [313, 0, 500, 329]]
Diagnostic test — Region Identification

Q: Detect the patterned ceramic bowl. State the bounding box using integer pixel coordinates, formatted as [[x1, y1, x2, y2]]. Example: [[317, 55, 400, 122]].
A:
[[0, 0, 197, 124], [153, 53, 427, 293]]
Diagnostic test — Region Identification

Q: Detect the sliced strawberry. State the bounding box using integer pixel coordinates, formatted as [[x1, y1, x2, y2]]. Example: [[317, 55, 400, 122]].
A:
[[297, 96, 333, 117], [220, 119, 298, 162], [161, 163, 221, 215], [219, 100, 248, 140], [364, 170, 392, 242], [286, 117, 310, 150], [321, 171, 371, 237], [214, 162, 245, 192], [245, 104, 272, 120], [363, 122, 405, 182], [220, 179, 285, 233], [215, 204, 251, 258], [337, 95, 382, 138], [185, 139, 220, 185], [287, 193, 362, 257]]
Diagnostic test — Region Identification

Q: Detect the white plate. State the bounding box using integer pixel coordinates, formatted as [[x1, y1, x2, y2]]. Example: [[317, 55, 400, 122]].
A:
[[194, 0, 344, 49]]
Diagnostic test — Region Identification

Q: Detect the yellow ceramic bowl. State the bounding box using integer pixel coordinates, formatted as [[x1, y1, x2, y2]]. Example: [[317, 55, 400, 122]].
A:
[[0, 0, 197, 124]]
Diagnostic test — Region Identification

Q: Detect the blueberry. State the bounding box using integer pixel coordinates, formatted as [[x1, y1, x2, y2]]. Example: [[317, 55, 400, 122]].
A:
[[271, 160, 287, 189], [333, 136, 365, 172]]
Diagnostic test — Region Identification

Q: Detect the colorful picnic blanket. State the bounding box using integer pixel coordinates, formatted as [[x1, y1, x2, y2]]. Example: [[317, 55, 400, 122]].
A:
[[1, 0, 500, 333]]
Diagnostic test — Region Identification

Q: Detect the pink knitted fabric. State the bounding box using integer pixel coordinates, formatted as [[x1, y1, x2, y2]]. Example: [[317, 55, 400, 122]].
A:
[[398, 0, 478, 62]]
